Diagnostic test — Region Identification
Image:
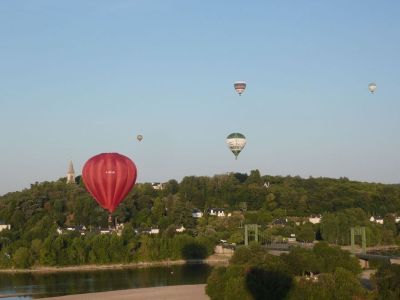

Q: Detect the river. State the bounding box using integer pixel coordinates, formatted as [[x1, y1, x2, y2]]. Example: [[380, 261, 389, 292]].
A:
[[0, 264, 212, 299]]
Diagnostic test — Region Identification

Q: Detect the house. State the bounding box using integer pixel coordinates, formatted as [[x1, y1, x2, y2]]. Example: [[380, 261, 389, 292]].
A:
[[288, 233, 296, 243], [152, 182, 164, 190], [134, 227, 159, 235], [0, 223, 11, 232], [209, 208, 226, 217], [370, 216, 384, 224], [176, 225, 186, 233], [150, 228, 160, 234], [308, 216, 321, 224], [192, 209, 203, 218]]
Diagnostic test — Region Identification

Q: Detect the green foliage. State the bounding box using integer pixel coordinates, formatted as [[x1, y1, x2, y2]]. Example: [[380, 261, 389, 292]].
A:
[[1, 171, 400, 269], [246, 268, 293, 300], [282, 247, 322, 276], [373, 264, 400, 300], [206, 266, 228, 300], [207, 243, 368, 300], [12, 247, 33, 268], [313, 242, 361, 275], [296, 223, 315, 242], [206, 265, 252, 300], [289, 268, 366, 300], [181, 242, 208, 259]]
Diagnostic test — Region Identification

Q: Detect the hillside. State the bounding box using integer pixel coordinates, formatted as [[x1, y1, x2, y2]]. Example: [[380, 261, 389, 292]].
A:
[[0, 170, 399, 269]]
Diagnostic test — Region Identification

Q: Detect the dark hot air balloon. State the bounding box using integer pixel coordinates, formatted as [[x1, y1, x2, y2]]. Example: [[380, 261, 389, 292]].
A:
[[234, 81, 246, 96], [82, 153, 137, 214]]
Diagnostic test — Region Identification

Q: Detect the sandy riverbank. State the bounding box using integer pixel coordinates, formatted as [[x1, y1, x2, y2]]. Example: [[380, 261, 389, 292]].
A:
[[38, 284, 208, 300], [0, 254, 230, 274]]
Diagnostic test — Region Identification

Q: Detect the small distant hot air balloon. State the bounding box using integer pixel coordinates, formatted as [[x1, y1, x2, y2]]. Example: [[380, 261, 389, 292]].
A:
[[234, 81, 246, 96], [226, 133, 246, 159], [137, 135, 143, 142], [82, 153, 137, 217], [368, 83, 377, 94]]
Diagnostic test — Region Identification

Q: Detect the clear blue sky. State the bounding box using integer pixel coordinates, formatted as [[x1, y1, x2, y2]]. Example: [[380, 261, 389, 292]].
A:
[[1, 1, 400, 195]]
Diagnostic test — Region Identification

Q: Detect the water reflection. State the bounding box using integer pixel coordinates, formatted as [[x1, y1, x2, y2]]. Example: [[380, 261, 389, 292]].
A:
[[0, 264, 212, 299]]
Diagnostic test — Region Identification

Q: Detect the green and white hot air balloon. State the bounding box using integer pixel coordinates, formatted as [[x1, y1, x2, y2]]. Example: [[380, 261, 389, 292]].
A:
[[137, 134, 143, 142], [226, 133, 246, 159]]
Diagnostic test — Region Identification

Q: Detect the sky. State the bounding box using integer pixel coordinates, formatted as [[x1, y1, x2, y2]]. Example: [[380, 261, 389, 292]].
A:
[[1, 1, 400, 195]]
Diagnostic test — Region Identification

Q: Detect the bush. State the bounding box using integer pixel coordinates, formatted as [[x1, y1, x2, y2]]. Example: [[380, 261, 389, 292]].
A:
[[206, 266, 227, 300], [13, 247, 33, 268], [181, 242, 208, 259], [373, 264, 400, 300], [245, 268, 293, 300]]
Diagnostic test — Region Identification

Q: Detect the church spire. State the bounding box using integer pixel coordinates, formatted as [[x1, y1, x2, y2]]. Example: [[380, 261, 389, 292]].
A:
[[67, 161, 76, 184]]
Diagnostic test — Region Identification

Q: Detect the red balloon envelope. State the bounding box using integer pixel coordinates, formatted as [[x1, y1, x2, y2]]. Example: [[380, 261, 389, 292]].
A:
[[82, 153, 137, 213]]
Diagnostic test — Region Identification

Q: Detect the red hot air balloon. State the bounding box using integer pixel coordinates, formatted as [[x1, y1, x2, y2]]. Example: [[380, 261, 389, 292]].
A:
[[82, 153, 137, 213]]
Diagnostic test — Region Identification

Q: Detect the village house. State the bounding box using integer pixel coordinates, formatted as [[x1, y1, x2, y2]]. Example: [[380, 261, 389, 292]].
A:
[[0, 222, 11, 232], [209, 208, 226, 217], [308, 216, 322, 224], [370, 216, 384, 224], [152, 182, 164, 190], [192, 209, 203, 218], [176, 225, 186, 233]]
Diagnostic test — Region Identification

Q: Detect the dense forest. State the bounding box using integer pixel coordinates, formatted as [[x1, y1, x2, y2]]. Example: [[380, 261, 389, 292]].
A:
[[0, 170, 400, 268], [206, 243, 400, 300]]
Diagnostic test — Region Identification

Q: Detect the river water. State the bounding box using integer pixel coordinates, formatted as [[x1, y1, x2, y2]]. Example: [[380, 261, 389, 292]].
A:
[[0, 264, 212, 299]]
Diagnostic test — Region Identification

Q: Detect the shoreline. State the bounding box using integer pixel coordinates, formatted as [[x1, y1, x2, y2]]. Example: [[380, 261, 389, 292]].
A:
[[37, 284, 209, 300], [0, 255, 230, 274]]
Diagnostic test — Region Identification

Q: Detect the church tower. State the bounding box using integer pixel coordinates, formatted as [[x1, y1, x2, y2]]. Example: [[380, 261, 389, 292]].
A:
[[67, 161, 76, 184]]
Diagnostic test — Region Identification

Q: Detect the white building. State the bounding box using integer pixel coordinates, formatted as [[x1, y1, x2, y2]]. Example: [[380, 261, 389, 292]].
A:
[[288, 233, 296, 243], [66, 161, 76, 184], [176, 225, 186, 233], [209, 208, 226, 217], [370, 216, 384, 224], [150, 228, 160, 234], [192, 209, 203, 218], [0, 224, 11, 232], [152, 182, 164, 190], [308, 216, 321, 224]]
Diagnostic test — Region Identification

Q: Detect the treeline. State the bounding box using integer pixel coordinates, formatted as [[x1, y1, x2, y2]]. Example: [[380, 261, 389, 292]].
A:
[[207, 243, 400, 300], [0, 224, 214, 268], [1, 171, 400, 268]]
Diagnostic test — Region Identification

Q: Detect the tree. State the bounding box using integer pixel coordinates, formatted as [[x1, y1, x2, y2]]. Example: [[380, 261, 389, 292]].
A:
[[373, 264, 400, 300], [246, 268, 293, 300], [206, 267, 228, 300], [40, 236, 57, 266], [313, 242, 361, 275], [296, 223, 315, 243], [282, 247, 321, 276], [12, 247, 33, 268]]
